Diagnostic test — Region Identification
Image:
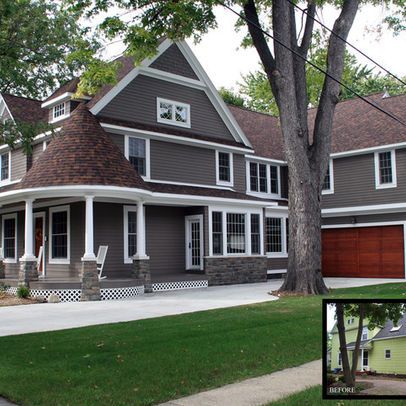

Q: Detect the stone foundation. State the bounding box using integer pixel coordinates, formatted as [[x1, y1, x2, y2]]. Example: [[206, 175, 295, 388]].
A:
[[204, 256, 267, 285], [80, 260, 101, 301], [18, 260, 38, 286], [0, 260, 4, 279], [132, 259, 152, 293]]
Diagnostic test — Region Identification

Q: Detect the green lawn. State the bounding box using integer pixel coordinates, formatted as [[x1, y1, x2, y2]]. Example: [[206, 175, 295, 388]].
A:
[[0, 283, 404, 405], [269, 385, 399, 405]]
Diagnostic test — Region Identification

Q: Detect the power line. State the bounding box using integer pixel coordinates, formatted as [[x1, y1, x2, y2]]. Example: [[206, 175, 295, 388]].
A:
[[220, 2, 406, 127], [286, 0, 406, 88]]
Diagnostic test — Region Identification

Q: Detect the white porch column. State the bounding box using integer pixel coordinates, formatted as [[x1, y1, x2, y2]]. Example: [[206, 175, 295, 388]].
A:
[[136, 201, 148, 259], [21, 199, 35, 261], [82, 195, 96, 261]]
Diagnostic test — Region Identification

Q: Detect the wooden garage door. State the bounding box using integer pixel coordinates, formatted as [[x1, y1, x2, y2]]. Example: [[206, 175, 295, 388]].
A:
[[322, 226, 404, 278]]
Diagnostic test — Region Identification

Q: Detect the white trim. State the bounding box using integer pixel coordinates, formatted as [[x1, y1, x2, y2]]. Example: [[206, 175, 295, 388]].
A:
[[185, 214, 204, 271], [372, 334, 406, 342], [215, 150, 234, 187], [330, 142, 406, 159], [385, 349, 392, 359], [102, 122, 253, 153], [267, 269, 287, 274], [124, 135, 151, 180], [147, 179, 234, 191], [0, 151, 11, 187], [374, 149, 397, 189], [49, 205, 70, 264], [265, 213, 289, 258], [322, 159, 335, 195], [362, 326, 368, 340], [0, 94, 15, 123], [41, 92, 73, 108], [322, 203, 406, 217], [1, 213, 17, 263], [50, 102, 70, 123], [156, 97, 191, 128], [246, 161, 282, 199], [123, 205, 138, 264], [244, 155, 286, 165], [33, 211, 46, 277]]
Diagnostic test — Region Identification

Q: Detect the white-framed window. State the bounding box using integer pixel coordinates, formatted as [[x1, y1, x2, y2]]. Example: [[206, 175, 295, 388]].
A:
[[51, 102, 69, 123], [362, 350, 369, 367], [385, 349, 391, 359], [347, 318, 355, 325], [123, 206, 137, 264], [216, 151, 233, 186], [338, 352, 342, 366], [49, 205, 70, 264], [124, 135, 150, 179], [265, 215, 288, 257], [362, 326, 368, 340], [322, 159, 334, 194], [374, 150, 397, 189], [209, 207, 263, 257], [157, 97, 191, 128], [0, 151, 10, 183], [247, 161, 280, 197], [2, 213, 17, 263]]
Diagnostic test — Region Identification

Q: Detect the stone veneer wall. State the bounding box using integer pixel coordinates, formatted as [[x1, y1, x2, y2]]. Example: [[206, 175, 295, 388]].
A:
[[204, 256, 267, 285]]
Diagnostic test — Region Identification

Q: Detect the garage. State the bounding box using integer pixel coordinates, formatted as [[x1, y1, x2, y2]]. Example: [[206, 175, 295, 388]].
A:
[[322, 225, 405, 278]]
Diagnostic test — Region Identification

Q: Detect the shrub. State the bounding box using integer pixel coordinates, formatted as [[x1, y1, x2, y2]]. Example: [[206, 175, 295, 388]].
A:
[[338, 375, 346, 383], [327, 374, 337, 385], [17, 285, 30, 299]]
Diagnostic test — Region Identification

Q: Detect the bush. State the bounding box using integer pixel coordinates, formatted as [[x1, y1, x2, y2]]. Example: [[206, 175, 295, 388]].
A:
[[327, 374, 337, 385], [338, 375, 346, 383], [17, 285, 30, 299]]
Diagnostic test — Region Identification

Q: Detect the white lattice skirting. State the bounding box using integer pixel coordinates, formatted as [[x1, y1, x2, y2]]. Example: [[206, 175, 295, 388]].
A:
[[6, 285, 144, 302], [152, 280, 208, 292]]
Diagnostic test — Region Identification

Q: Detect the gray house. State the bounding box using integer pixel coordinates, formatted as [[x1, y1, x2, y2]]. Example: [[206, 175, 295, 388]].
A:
[[0, 39, 405, 301]]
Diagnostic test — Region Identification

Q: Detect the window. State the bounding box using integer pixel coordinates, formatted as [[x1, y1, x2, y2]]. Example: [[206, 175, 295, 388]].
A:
[[53, 102, 66, 120], [227, 213, 246, 254], [265, 216, 288, 256], [157, 98, 190, 128], [338, 352, 342, 366], [270, 166, 279, 194], [248, 162, 280, 196], [250, 214, 261, 255], [363, 350, 369, 367], [322, 160, 334, 194], [212, 211, 223, 255], [216, 151, 233, 185], [124, 206, 137, 263], [362, 326, 368, 340], [385, 349, 391, 359], [125, 136, 150, 179], [2, 214, 16, 262], [49, 206, 70, 263], [347, 318, 355, 325], [375, 150, 397, 189], [0, 152, 9, 182]]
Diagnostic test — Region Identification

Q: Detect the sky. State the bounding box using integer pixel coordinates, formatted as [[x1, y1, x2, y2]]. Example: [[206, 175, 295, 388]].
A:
[[102, 4, 406, 91]]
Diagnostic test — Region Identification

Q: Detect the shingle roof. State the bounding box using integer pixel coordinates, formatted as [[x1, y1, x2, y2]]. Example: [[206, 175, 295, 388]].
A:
[[373, 314, 406, 340], [19, 103, 149, 190], [346, 339, 372, 349], [2, 94, 47, 125], [43, 78, 81, 103]]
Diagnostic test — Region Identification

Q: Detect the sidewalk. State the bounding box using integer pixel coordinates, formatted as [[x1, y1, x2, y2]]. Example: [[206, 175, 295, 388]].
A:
[[159, 359, 322, 406]]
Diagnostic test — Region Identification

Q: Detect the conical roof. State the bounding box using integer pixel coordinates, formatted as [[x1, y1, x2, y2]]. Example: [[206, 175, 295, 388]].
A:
[[19, 104, 148, 190]]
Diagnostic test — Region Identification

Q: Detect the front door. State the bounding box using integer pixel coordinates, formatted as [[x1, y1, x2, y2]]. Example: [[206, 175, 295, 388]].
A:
[[34, 212, 45, 276], [185, 215, 203, 271]]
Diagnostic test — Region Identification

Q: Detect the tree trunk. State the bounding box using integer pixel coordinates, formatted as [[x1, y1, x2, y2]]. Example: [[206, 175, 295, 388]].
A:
[[351, 304, 365, 381], [336, 303, 354, 386]]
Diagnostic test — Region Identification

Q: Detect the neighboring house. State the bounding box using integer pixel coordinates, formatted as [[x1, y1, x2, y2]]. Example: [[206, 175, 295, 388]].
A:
[[331, 314, 406, 375], [0, 38, 405, 301]]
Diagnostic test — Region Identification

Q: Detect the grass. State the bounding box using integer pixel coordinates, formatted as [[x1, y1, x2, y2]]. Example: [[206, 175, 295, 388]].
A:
[[268, 385, 399, 405], [0, 283, 405, 405]]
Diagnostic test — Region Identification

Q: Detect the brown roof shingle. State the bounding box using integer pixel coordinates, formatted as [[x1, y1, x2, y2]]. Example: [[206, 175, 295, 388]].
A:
[[19, 103, 149, 190], [2, 94, 47, 125]]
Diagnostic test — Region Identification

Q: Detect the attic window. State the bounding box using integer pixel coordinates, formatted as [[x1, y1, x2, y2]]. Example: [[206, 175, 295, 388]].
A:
[[157, 98, 190, 128], [53, 102, 66, 120], [390, 325, 402, 332]]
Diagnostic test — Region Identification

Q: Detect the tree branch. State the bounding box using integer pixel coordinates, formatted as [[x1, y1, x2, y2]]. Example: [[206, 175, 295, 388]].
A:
[[299, 1, 316, 57]]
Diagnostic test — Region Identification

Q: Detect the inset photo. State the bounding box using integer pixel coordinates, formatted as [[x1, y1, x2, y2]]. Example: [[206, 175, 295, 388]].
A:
[[323, 299, 406, 400]]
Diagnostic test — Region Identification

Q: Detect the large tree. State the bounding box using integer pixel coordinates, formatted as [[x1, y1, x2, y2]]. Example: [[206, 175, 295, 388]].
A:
[[70, 0, 406, 294]]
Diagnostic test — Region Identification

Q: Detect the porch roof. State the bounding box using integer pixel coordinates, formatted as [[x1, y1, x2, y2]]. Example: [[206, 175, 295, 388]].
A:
[[346, 339, 372, 350]]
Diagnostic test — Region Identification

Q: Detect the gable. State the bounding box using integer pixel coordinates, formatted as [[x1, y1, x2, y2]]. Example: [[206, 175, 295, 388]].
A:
[[98, 74, 237, 142], [150, 44, 199, 80]]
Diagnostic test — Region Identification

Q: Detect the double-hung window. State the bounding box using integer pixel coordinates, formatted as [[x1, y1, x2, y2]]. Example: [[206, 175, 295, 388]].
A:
[[250, 214, 261, 255], [385, 349, 391, 359], [2, 214, 17, 262], [322, 160, 334, 194], [124, 206, 137, 263], [248, 162, 280, 196], [216, 151, 233, 186], [0, 152, 9, 182], [49, 206, 70, 263], [157, 98, 190, 128], [212, 211, 223, 255], [375, 150, 397, 189], [362, 326, 368, 340], [126, 136, 149, 178], [52, 102, 68, 122], [227, 213, 246, 254], [265, 216, 288, 257]]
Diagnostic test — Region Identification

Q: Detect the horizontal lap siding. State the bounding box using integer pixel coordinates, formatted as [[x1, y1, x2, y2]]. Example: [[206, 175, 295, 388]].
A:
[[150, 140, 216, 184], [322, 149, 406, 209], [98, 75, 235, 141], [323, 213, 406, 226], [267, 257, 288, 270], [233, 154, 246, 192], [10, 149, 26, 181], [146, 206, 186, 275], [369, 338, 406, 374], [109, 133, 125, 154]]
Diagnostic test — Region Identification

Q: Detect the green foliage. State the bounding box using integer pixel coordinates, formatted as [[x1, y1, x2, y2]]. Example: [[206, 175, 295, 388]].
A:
[[218, 87, 246, 108], [16, 286, 30, 299]]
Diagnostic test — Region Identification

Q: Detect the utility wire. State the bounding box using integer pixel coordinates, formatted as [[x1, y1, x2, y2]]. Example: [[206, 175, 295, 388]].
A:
[[286, 0, 406, 88], [220, 2, 406, 127]]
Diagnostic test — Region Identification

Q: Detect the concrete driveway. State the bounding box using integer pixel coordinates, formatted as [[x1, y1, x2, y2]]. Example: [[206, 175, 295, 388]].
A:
[[0, 277, 402, 337], [359, 377, 406, 395]]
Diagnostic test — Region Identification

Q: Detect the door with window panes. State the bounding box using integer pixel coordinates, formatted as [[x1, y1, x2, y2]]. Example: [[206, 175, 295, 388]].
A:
[[185, 215, 203, 271]]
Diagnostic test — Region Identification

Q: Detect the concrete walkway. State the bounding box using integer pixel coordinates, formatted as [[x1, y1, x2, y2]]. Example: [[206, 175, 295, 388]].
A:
[[359, 377, 406, 395], [0, 398, 16, 406], [160, 359, 322, 406]]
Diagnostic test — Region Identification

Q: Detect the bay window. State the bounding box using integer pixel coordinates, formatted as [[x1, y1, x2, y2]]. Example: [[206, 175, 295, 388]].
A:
[[248, 161, 280, 196], [226, 213, 246, 254], [265, 216, 288, 256], [212, 211, 223, 255]]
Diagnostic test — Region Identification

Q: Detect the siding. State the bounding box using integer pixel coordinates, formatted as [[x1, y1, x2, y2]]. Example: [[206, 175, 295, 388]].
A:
[[233, 154, 246, 192], [267, 257, 288, 270], [150, 140, 216, 185], [10, 148, 26, 181], [32, 142, 44, 165], [109, 133, 125, 154], [322, 149, 406, 209], [369, 337, 406, 374], [323, 212, 406, 226], [150, 44, 199, 80], [98, 74, 235, 141]]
